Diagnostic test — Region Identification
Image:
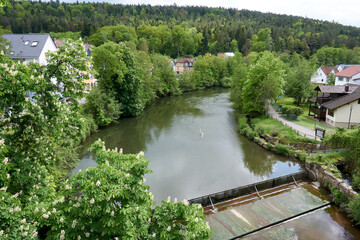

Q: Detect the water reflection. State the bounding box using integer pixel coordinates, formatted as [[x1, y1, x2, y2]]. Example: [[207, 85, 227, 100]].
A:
[[75, 88, 301, 203]]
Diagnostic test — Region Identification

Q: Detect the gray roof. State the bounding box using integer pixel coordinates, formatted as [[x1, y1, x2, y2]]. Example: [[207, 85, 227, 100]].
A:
[[322, 86, 360, 110], [3, 34, 53, 59], [336, 64, 360, 71], [315, 84, 359, 94]]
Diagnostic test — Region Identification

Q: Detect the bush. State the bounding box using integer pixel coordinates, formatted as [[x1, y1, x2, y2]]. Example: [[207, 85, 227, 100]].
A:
[[255, 126, 265, 136], [246, 129, 257, 140], [82, 88, 122, 127], [220, 77, 232, 87], [274, 143, 290, 155], [331, 187, 349, 207], [286, 106, 304, 117], [271, 131, 279, 137], [349, 197, 360, 225], [352, 174, 360, 191], [238, 116, 249, 130]]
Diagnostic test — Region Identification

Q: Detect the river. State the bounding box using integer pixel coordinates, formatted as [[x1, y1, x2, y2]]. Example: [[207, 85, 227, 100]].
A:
[[74, 88, 301, 204]]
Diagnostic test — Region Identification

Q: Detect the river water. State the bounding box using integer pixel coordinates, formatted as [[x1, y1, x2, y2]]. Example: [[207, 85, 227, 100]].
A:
[[74, 88, 301, 203]]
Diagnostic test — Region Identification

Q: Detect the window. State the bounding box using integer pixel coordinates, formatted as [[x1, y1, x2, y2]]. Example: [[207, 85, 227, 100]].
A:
[[328, 109, 334, 117], [31, 41, 38, 47], [339, 77, 343, 81], [10, 51, 14, 55], [24, 40, 30, 45], [358, 99, 360, 104]]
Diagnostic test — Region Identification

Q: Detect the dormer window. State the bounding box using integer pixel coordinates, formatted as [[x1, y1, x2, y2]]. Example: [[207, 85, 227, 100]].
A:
[[31, 41, 38, 47], [24, 40, 30, 45]]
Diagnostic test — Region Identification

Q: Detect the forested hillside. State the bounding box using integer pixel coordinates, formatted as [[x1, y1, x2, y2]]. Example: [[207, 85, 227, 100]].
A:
[[1, 0, 360, 57]]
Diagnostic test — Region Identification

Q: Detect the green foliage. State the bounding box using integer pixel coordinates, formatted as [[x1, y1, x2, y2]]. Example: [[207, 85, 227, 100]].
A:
[[250, 28, 273, 52], [274, 143, 291, 155], [241, 51, 286, 116], [50, 31, 81, 41], [327, 72, 336, 85], [250, 116, 316, 143], [0, 41, 89, 238], [352, 174, 360, 191], [284, 55, 315, 105], [326, 128, 360, 171], [331, 187, 349, 207], [45, 140, 212, 239], [349, 197, 360, 225], [92, 42, 145, 117], [82, 87, 122, 127], [152, 199, 212, 239], [312, 46, 360, 66], [2, 2, 360, 57]]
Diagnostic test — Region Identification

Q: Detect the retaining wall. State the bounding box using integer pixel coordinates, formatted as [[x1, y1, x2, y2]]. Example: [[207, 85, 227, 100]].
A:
[[305, 162, 357, 200]]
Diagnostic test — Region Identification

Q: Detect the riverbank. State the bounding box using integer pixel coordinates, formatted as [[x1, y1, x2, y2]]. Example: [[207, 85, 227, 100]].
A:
[[236, 113, 360, 225]]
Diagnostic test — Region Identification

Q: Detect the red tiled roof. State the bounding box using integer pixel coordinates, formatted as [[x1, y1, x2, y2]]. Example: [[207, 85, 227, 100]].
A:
[[176, 57, 196, 63], [335, 65, 360, 77], [320, 67, 338, 77], [54, 39, 64, 48]]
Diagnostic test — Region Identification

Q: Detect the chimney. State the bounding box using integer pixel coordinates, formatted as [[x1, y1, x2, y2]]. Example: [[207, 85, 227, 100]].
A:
[[345, 85, 349, 92]]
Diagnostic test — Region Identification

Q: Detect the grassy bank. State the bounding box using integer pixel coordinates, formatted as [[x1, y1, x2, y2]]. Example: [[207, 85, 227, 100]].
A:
[[276, 97, 336, 135]]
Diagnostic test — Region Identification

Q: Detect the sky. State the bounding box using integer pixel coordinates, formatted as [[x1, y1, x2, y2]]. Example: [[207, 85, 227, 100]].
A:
[[66, 0, 360, 28]]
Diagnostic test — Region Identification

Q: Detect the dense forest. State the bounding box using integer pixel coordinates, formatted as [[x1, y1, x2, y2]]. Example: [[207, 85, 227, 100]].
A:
[[1, 0, 360, 57]]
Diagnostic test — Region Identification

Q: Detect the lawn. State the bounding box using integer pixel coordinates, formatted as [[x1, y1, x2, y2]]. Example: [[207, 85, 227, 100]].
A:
[[276, 97, 336, 135], [251, 116, 317, 143]]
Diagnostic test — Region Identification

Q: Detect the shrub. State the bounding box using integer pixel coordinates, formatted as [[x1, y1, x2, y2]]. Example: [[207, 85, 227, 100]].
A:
[[352, 174, 360, 191], [287, 106, 304, 116], [331, 187, 349, 207], [220, 77, 232, 87], [246, 129, 257, 140], [266, 142, 274, 150], [274, 143, 290, 155], [271, 131, 279, 137], [255, 126, 265, 136], [349, 197, 360, 225]]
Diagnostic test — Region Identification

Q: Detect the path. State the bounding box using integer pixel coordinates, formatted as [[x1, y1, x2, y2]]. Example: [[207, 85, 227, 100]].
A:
[[267, 104, 316, 139]]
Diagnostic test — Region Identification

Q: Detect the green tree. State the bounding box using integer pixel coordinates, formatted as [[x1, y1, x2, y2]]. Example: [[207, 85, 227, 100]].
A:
[[0, 40, 89, 239], [82, 87, 122, 127], [45, 140, 212, 239], [285, 56, 315, 105], [92, 42, 145, 116], [241, 51, 285, 116], [250, 28, 273, 52], [327, 72, 336, 85]]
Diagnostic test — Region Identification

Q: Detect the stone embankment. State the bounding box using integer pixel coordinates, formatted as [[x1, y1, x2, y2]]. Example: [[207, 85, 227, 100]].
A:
[[251, 134, 356, 202], [306, 162, 357, 200]]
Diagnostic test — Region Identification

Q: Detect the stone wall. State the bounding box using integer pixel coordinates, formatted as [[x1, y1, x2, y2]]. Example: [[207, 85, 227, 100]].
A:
[[263, 134, 327, 151], [305, 162, 357, 200]]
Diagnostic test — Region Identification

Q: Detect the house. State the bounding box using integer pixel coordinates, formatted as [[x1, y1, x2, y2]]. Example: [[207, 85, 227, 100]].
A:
[[174, 57, 196, 74], [217, 52, 235, 57], [322, 85, 360, 127], [336, 64, 360, 72], [308, 84, 358, 120], [3, 34, 57, 65], [310, 67, 338, 85], [334, 65, 360, 85]]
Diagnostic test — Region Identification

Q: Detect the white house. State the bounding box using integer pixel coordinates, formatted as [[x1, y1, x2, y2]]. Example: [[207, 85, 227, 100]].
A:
[[310, 67, 338, 85], [322, 85, 360, 127], [3, 34, 57, 65], [335, 65, 360, 86]]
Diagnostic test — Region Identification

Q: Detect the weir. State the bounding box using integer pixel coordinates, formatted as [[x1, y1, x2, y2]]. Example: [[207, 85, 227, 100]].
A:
[[189, 171, 308, 206], [189, 171, 332, 240]]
